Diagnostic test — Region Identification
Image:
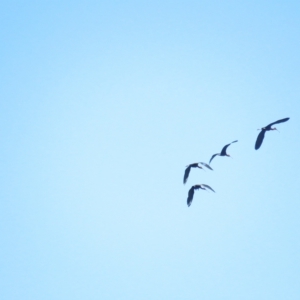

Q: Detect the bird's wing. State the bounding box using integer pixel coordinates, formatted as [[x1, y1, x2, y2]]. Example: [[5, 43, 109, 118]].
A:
[[220, 140, 238, 156], [183, 166, 191, 184], [201, 184, 215, 192], [209, 154, 218, 164], [265, 117, 290, 129], [200, 162, 213, 170], [220, 144, 231, 156], [255, 130, 266, 150], [187, 187, 195, 207]]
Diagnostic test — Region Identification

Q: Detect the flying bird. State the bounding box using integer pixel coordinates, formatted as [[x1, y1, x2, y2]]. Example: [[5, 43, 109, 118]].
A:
[[183, 162, 213, 184], [209, 140, 238, 164], [255, 118, 290, 150], [187, 184, 215, 207], [183, 163, 203, 184]]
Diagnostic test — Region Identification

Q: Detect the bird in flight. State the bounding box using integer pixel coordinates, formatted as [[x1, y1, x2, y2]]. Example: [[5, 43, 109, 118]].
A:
[[209, 140, 238, 164], [187, 184, 215, 207], [183, 162, 213, 184], [255, 118, 290, 150]]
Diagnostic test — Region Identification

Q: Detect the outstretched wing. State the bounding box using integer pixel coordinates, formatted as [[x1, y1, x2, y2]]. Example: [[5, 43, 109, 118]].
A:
[[187, 186, 195, 207], [220, 144, 231, 156], [209, 154, 218, 164], [220, 140, 238, 156], [200, 162, 213, 170], [265, 117, 290, 129], [183, 166, 191, 184], [255, 130, 266, 150], [201, 184, 215, 193]]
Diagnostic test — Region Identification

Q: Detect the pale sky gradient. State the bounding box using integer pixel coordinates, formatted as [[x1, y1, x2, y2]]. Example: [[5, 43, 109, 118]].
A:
[[1, 1, 300, 299]]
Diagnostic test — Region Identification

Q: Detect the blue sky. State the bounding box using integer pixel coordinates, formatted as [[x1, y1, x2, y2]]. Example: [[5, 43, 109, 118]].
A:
[[1, 1, 300, 299]]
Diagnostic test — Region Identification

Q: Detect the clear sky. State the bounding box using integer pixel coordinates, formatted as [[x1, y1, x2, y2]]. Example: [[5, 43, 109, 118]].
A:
[[1, 1, 300, 299]]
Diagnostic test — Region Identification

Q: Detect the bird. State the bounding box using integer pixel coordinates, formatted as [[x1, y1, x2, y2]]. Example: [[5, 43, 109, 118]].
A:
[[255, 118, 290, 150], [209, 140, 238, 164], [187, 184, 215, 207], [183, 162, 213, 184], [183, 163, 203, 184]]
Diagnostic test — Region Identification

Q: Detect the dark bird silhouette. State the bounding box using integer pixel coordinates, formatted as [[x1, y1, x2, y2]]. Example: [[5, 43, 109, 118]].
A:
[[209, 140, 238, 164], [183, 163, 203, 184], [183, 162, 213, 184], [187, 184, 215, 207], [255, 118, 290, 150]]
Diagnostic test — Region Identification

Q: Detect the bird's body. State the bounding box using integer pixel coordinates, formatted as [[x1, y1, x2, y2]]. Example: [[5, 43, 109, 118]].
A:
[[209, 140, 238, 164], [255, 118, 290, 150], [187, 184, 215, 207], [183, 162, 213, 184]]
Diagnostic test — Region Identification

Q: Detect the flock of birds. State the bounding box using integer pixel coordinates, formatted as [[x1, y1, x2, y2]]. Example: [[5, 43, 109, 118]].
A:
[[184, 117, 290, 207]]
